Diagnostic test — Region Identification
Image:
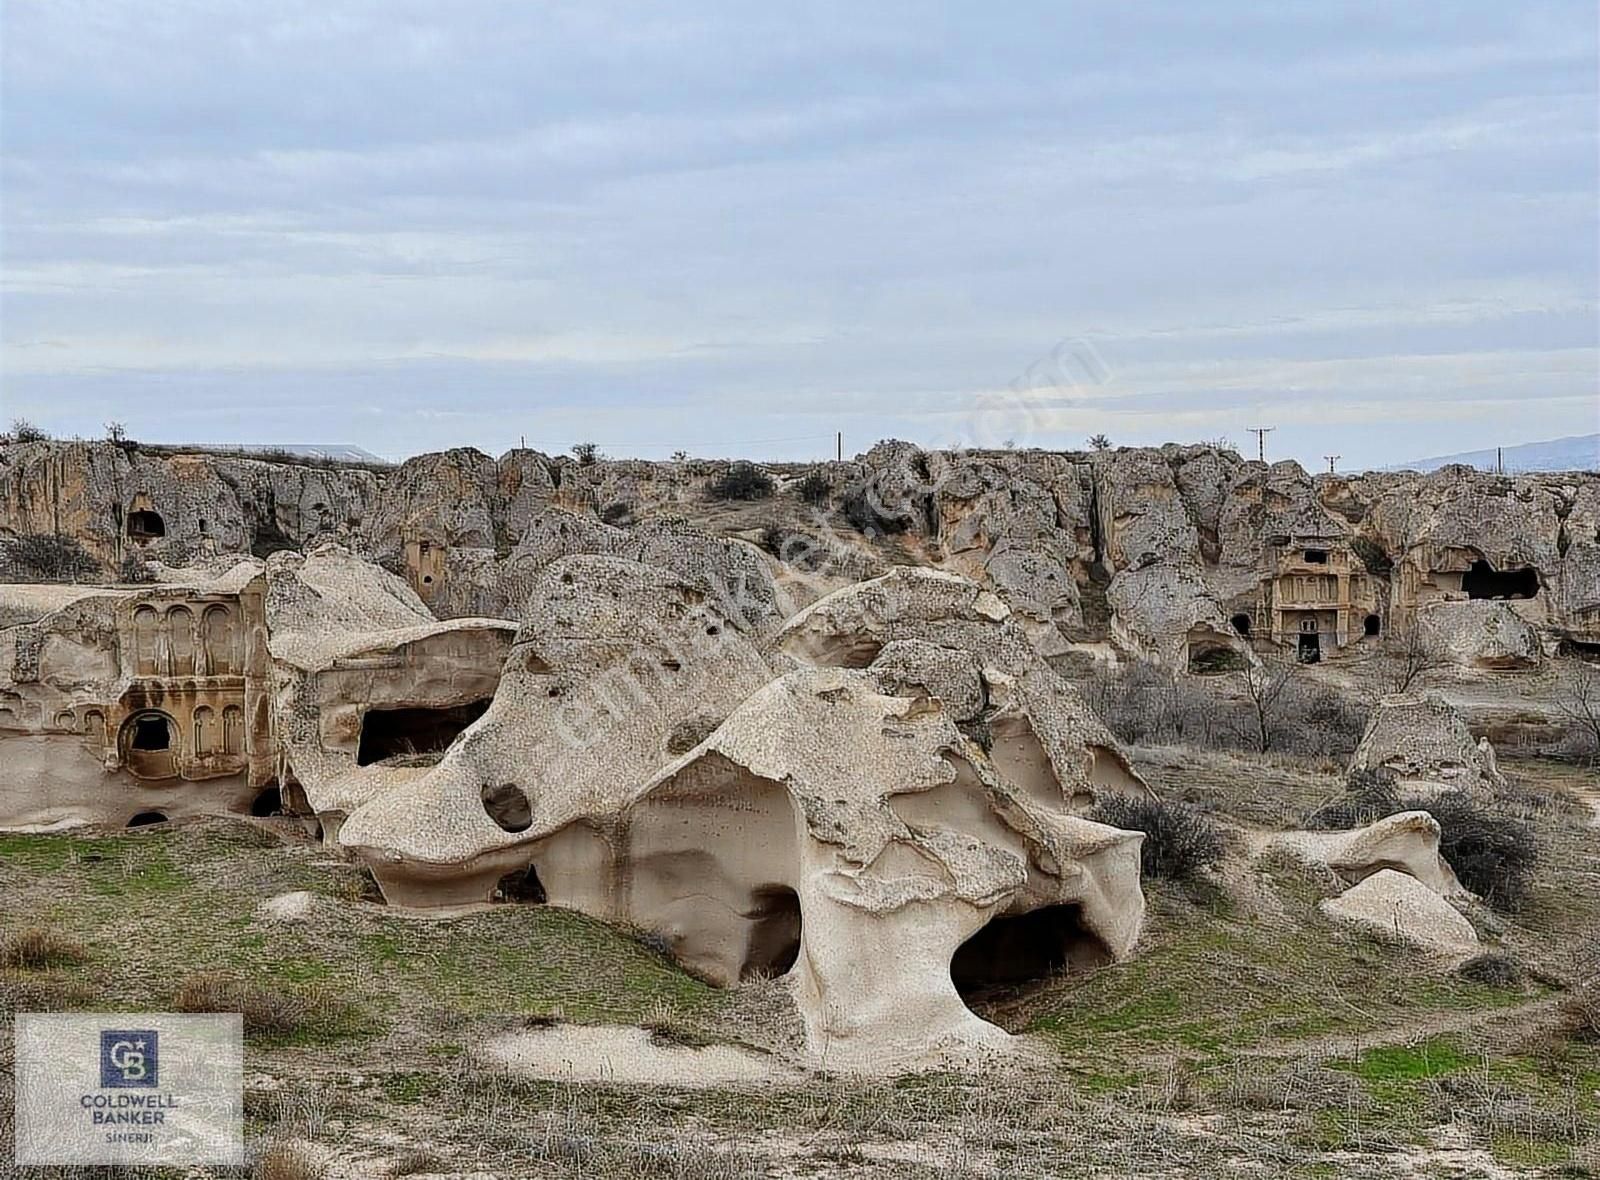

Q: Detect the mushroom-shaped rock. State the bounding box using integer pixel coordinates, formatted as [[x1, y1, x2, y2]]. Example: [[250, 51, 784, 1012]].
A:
[[775, 567, 1151, 808], [1349, 692, 1507, 793], [264, 544, 517, 822], [1320, 869, 1479, 954], [632, 667, 1146, 1072], [1418, 600, 1541, 670], [338, 555, 776, 906], [1266, 811, 1466, 899]]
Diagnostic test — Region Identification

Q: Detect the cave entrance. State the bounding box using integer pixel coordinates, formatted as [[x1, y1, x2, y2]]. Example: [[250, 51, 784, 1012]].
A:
[[356, 698, 492, 766], [250, 786, 283, 817], [127, 510, 166, 541], [1297, 632, 1322, 664], [131, 714, 172, 750], [127, 811, 169, 828], [740, 885, 802, 981], [494, 864, 547, 904], [1462, 560, 1539, 601], [951, 904, 1111, 1001], [1364, 614, 1381, 637], [1230, 613, 1252, 637]]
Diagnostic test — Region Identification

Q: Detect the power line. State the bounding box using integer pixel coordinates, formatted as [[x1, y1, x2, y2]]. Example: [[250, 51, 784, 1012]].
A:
[[520, 432, 838, 453]]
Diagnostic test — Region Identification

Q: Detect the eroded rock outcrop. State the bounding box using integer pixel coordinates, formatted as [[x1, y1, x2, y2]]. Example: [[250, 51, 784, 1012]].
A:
[[263, 544, 516, 825], [339, 561, 1152, 1071], [1349, 692, 1507, 793], [1319, 868, 1479, 954]]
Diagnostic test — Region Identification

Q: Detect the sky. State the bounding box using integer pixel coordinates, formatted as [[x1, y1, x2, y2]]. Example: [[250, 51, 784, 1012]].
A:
[[2, 2, 1596, 468]]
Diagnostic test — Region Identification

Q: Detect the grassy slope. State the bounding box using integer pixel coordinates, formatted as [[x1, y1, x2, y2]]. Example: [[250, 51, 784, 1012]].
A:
[[2, 753, 1597, 1177]]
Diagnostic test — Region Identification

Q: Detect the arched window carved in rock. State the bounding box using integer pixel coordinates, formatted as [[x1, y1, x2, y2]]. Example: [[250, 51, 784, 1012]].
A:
[[203, 605, 235, 675], [194, 705, 216, 755], [132, 606, 160, 676], [167, 606, 196, 676], [222, 705, 244, 755]]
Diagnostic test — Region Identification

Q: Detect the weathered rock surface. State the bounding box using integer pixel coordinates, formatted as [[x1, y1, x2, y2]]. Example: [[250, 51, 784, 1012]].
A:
[[1267, 811, 1467, 899], [1418, 600, 1541, 670], [1349, 692, 1507, 792], [1319, 869, 1479, 953]]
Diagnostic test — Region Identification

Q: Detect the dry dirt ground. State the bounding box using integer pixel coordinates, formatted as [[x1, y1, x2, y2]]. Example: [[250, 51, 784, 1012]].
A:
[[1, 746, 1597, 1180]]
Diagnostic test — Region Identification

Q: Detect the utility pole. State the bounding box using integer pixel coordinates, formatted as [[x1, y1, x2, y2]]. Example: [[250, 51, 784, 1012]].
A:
[[836, 431, 842, 462], [1247, 426, 1275, 463], [1324, 454, 1340, 474], [1497, 447, 1504, 475]]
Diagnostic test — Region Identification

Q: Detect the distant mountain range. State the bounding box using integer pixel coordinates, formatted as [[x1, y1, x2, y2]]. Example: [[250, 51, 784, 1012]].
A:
[[190, 443, 391, 463], [1389, 433, 1598, 474]]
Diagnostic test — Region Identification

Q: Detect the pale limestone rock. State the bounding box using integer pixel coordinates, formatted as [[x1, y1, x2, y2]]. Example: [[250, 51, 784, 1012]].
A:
[[1320, 869, 1478, 953]]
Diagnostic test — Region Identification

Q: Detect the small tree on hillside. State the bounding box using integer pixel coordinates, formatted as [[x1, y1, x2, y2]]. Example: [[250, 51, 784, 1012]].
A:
[[1388, 625, 1442, 694], [1088, 433, 1112, 451], [1554, 661, 1600, 756], [9, 418, 49, 443], [1240, 662, 1293, 753], [571, 442, 602, 466]]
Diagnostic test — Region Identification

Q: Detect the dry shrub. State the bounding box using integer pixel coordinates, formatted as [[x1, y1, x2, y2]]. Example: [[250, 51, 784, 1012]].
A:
[[390, 1150, 447, 1177], [255, 1140, 325, 1180], [1455, 953, 1524, 989], [1304, 776, 1539, 913], [1556, 981, 1599, 1043], [1, 926, 87, 970], [173, 971, 355, 1042], [1088, 796, 1225, 884], [708, 462, 774, 501]]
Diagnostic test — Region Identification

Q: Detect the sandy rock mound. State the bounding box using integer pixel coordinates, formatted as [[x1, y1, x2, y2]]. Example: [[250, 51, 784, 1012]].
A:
[[1267, 811, 1467, 899], [1349, 692, 1506, 793], [259, 890, 320, 922], [1319, 869, 1478, 953]]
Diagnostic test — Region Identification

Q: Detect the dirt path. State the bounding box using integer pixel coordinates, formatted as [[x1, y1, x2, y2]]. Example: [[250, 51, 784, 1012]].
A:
[[1237, 994, 1567, 1061]]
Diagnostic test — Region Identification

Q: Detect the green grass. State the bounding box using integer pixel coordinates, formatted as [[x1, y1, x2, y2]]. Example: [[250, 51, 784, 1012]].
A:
[[1338, 1038, 1471, 1084]]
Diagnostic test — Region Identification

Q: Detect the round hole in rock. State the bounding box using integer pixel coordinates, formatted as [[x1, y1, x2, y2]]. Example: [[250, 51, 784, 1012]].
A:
[[740, 885, 802, 981], [250, 786, 283, 817], [482, 783, 533, 833], [422, 575, 433, 584], [1230, 613, 1252, 637], [495, 864, 547, 904], [130, 714, 172, 751], [950, 904, 1112, 1002], [127, 811, 169, 828]]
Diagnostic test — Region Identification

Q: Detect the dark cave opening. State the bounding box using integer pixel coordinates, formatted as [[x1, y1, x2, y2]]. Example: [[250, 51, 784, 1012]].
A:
[[1230, 613, 1252, 637], [126, 510, 166, 540], [495, 864, 547, 903], [951, 904, 1112, 1001], [356, 698, 492, 766], [1462, 560, 1539, 601], [1364, 614, 1381, 637], [130, 714, 172, 750], [740, 885, 802, 981], [127, 811, 169, 828], [250, 786, 283, 817]]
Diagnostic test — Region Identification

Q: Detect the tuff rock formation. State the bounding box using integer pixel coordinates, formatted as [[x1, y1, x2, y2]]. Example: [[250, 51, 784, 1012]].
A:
[[5, 438, 1596, 663], [1320, 869, 1480, 954], [339, 561, 1152, 1071], [1349, 692, 1507, 793]]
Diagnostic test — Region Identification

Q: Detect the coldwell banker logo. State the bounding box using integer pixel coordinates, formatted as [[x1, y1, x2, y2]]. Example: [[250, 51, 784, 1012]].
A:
[[101, 1030, 159, 1088], [14, 1013, 243, 1165]]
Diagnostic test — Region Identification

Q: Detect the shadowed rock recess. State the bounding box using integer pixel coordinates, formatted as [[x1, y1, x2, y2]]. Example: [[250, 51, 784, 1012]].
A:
[[2, 437, 1596, 1070]]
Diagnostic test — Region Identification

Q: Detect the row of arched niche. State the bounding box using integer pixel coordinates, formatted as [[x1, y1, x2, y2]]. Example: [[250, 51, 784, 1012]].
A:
[[62, 705, 247, 760], [130, 603, 240, 678]]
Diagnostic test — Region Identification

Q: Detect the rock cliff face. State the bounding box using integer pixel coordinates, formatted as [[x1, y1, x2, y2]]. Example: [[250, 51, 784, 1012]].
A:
[[3, 439, 1596, 663]]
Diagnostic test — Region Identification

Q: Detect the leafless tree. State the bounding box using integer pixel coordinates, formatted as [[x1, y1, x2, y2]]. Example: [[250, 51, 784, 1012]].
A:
[[1387, 624, 1441, 694], [1240, 661, 1293, 753], [1088, 433, 1112, 451], [1554, 661, 1600, 755]]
